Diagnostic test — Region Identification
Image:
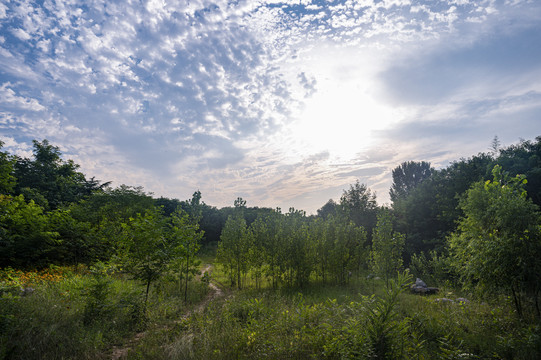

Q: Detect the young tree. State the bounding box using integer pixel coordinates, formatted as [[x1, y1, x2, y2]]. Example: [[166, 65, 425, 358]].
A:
[[449, 165, 541, 317], [217, 215, 252, 289], [120, 208, 170, 304], [370, 209, 405, 287], [169, 207, 203, 302]]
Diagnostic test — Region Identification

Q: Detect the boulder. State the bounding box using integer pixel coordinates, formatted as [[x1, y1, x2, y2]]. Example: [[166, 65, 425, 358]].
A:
[[410, 278, 439, 295]]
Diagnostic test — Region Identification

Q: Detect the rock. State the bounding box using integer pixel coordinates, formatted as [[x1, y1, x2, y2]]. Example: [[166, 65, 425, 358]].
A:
[[435, 298, 454, 304], [410, 278, 439, 295], [20, 287, 35, 296], [456, 297, 469, 304]]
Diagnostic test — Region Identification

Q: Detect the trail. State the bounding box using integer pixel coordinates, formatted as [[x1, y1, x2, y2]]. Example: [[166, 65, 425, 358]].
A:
[[110, 264, 224, 360]]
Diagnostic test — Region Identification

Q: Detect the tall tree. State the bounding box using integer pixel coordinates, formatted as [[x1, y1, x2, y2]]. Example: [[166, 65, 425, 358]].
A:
[[370, 208, 405, 287], [0, 195, 58, 268], [340, 181, 378, 237], [13, 139, 105, 210], [316, 199, 338, 219], [389, 161, 432, 205], [0, 141, 16, 194]]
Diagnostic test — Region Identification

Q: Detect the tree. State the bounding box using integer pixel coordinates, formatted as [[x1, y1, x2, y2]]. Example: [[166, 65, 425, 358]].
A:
[[340, 181, 378, 237], [392, 153, 493, 260], [0, 195, 58, 268], [0, 141, 16, 194], [370, 209, 405, 287], [495, 136, 541, 207], [389, 161, 432, 205], [317, 199, 338, 219], [169, 207, 203, 302], [13, 139, 106, 210], [449, 165, 541, 318], [217, 214, 252, 289], [120, 208, 170, 304]]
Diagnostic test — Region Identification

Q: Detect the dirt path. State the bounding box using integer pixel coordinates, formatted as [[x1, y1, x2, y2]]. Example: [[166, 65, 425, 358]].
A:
[[110, 264, 224, 360]]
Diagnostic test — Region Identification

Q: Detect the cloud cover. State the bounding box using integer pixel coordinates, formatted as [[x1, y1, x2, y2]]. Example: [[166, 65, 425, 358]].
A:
[[1, 0, 540, 213]]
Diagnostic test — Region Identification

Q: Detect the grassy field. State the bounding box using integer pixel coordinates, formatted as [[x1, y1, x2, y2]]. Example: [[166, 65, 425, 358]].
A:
[[1, 262, 540, 359]]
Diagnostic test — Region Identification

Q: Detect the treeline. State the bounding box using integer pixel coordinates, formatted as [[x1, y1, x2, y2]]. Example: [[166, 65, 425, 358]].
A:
[[389, 137, 541, 261], [214, 136, 541, 318], [2, 137, 541, 316]]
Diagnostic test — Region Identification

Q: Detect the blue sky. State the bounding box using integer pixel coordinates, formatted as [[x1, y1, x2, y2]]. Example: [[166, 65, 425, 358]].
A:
[[1, 0, 540, 213]]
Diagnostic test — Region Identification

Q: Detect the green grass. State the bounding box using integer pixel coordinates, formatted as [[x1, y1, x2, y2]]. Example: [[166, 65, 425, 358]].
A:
[[0, 266, 209, 360], [126, 275, 541, 360], [2, 265, 540, 359]]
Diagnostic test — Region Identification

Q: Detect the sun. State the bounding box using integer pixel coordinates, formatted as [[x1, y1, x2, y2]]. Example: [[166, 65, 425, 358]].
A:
[[291, 75, 397, 161]]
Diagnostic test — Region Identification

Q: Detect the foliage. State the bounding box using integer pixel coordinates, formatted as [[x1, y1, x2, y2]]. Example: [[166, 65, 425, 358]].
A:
[[390, 161, 432, 204], [392, 153, 494, 260], [120, 208, 171, 303], [371, 208, 405, 287], [409, 250, 454, 287], [449, 165, 541, 318], [340, 180, 378, 237], [217, 214, 252, 289], [0, 141, 16, 194], [169, 207, 203, 302], [0, 195, 59, 268], [316, 199, 338, 219], [1, 264, 208, 359], [13, 139, 106, 211]]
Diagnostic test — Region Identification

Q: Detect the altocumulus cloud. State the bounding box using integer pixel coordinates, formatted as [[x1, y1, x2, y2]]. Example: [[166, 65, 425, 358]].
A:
[[1, 0, 541, 213]]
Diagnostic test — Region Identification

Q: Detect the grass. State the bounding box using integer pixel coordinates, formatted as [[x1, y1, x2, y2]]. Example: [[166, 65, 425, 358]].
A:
[[2, 264, 540, 359], [128, 274, 541, 360], [0, 264, 209, 360]]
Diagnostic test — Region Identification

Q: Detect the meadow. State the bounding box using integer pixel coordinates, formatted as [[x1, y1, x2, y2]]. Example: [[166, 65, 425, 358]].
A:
[[2, 259, 539, 360]]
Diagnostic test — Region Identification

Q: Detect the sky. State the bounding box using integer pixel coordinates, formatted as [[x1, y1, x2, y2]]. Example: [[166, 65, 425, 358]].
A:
[[1, 0, 540, 214]]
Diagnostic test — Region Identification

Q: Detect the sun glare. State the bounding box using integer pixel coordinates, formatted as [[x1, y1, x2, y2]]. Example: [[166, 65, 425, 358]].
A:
[[291, 77, 397, 161]]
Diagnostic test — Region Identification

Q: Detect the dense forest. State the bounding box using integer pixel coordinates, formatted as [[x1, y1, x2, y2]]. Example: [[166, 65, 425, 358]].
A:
[[1, 136, 541, 359]]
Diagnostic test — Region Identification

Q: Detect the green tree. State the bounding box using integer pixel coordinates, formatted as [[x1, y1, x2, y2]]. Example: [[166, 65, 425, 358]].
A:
[[449, 165, 541, 318], [0, 141, 16, 194], [393, 153, 493, 260], [371, 209, 405, 287], [217, 214, 252, 289], [0, 195, 58, 268], [13, 139, 106, 210], [340, 181, 378, 239], [326, 215, 367, 284], [169, 207, 203, 302], [283, 208, 311, 287], [316, 199, 338, 219], [251, 209, 284, 288], [120, 208, 170, 304], [389, 161, 432, 204]]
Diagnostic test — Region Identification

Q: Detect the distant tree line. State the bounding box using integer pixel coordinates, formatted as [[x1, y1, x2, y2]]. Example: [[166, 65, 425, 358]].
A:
[[2, 136, 541, 316]]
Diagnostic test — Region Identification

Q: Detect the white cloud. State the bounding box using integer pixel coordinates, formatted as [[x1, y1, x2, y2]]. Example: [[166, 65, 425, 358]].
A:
[[0, 0, 540, 212], [0, 83, 46, 111]]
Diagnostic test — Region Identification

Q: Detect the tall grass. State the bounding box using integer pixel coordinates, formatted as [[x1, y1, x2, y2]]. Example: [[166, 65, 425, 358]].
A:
[[136, 273, 540, 360], [0, 265, 209, 360]]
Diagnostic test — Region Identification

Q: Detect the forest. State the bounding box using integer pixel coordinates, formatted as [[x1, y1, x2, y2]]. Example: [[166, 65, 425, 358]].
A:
[[1, 136, 541, 359]]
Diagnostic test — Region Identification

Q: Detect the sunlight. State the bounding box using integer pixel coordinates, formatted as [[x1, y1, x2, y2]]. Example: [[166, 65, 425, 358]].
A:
[[291, 76, 397, 161]]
